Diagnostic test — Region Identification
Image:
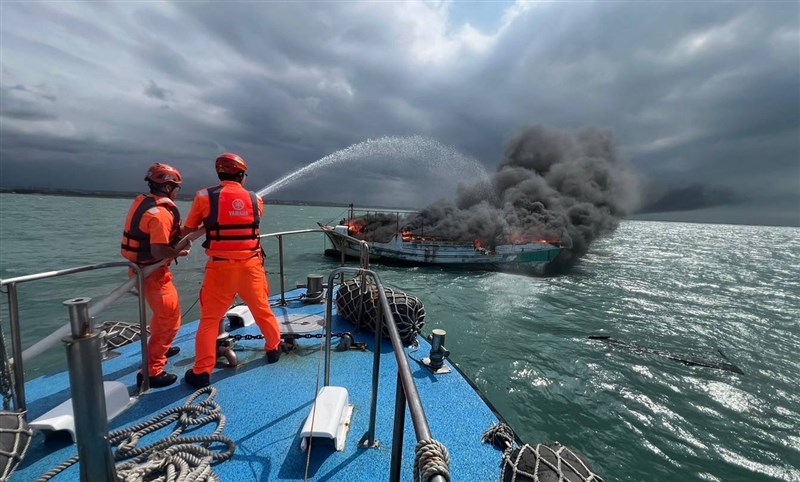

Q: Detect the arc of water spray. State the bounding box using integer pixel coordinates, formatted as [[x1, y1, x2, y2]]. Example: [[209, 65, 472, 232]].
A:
[[256, 135, 488, 198]]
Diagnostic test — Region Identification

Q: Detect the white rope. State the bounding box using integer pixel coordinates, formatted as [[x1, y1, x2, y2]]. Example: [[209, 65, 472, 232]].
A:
[[414, 438, 451, 482], [36, 387, 234, 482]]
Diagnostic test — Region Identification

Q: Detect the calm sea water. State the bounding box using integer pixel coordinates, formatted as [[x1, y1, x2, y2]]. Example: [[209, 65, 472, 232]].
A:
[[0, 193, 798, 482]]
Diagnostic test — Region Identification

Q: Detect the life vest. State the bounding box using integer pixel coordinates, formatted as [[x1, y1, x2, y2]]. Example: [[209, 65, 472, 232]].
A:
[[202, 184, 261, 251], [121, 195, 181, 265]]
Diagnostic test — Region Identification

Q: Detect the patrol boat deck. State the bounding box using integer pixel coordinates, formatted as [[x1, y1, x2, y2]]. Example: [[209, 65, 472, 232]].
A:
[[13, 288, 503, 481], [3, 227, 601, 481], [1, 228, 512, 482]]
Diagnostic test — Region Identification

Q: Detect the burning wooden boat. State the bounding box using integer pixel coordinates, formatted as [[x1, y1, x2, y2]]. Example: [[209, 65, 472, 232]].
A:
[[322, 218, 562, 271]]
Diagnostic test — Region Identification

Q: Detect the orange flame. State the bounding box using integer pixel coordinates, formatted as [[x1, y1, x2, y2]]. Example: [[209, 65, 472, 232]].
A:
[[347, 220, 366, 235], [509, 231, 561, 246]]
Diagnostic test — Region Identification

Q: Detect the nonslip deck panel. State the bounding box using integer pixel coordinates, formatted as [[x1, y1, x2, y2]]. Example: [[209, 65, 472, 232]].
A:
[[13, 289, 505, 481]]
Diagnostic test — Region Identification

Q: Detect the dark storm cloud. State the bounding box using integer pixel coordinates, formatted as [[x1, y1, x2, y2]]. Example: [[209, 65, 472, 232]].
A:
[[144, 80, 173, 101], [7, 85, 56, 103], [0, 2, 797, 225], [0, 84, 58, 121], [638, 183, 740, 214]]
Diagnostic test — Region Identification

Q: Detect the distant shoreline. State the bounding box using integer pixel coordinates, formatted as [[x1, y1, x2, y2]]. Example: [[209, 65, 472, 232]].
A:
[[2, 187, 795, 227], [0, 187, 381, 209]]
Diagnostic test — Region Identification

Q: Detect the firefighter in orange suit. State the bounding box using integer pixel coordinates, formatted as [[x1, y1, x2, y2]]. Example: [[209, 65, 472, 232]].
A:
[[121, 163, 190, 389], [182, 152, 282, 388]]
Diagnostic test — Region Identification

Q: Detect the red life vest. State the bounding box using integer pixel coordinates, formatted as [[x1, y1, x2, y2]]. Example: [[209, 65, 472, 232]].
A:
[[202, 184, 261, 251], [121, 195, 181, 265]]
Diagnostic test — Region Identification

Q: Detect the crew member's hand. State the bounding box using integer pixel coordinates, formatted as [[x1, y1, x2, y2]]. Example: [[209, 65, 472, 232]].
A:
[[179, 239, 193, 256]]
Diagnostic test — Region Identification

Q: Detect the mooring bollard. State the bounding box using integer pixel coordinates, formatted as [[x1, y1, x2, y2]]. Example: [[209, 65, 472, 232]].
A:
[[63, 297, 119, 482], [423, 329, 451, 374]]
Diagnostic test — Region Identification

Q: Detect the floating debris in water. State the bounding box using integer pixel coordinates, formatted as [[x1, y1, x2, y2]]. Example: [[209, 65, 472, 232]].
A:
[[589, 335, 744, 374]]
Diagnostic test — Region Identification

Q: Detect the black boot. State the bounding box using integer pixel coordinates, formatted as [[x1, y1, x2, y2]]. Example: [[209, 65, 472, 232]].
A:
[[266, 349, 281, 364], [184, 369, 210, 389], [166, 346, 180, 358], [137, 371, 178, 388]]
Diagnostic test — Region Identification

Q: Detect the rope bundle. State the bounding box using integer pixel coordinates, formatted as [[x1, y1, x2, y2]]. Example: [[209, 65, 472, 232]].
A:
[[414, 438, 451, 482], [37, 387, 235, 482]]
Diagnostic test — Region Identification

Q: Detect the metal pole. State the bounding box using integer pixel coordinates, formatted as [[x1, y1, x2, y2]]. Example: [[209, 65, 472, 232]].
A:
[[377, 292, 432, 442], [133, 266, 149, 392], [360, 241, 370, 270], [389, 374, 406, 482], [365, 282, 383, 446], [323, 272, 336, 386], [63, 297, 119, 482], [355, 270, 366, 333], [6, 284, 26, 413], [278, 235, 286, 306]]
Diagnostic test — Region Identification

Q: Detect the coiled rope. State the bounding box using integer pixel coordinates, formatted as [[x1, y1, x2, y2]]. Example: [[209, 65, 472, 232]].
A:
[[37, 387, 235, 482], [482, 422, 515, 452], [413, 438, 451, 482]]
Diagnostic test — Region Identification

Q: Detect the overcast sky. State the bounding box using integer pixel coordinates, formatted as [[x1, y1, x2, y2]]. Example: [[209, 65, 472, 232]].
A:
[[1, 1, 798, 226]]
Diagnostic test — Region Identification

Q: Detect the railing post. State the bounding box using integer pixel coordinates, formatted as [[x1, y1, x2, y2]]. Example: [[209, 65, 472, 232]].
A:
[[278, 235, 286, 306], [62, 297, 119, 482], [365, 276, 382, 447], [389, 373, 406, 482], [323, 272, 336, 386], [132, 265, 149, 392], [6, 283, 26, 413]]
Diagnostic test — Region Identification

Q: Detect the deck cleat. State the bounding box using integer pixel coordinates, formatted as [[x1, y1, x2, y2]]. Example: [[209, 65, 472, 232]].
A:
[[216, 332, 238, 367], [422, 329, 451, 374]]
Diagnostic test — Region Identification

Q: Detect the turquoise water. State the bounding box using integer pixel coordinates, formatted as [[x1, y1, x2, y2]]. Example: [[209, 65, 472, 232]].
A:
[[1, 193, 798, 481]]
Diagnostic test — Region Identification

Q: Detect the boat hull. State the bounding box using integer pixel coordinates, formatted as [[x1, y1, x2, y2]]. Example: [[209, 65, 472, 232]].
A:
[[323, 227, 561, 271]]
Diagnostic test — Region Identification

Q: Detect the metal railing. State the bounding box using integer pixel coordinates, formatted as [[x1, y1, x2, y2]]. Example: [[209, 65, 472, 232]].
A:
[[0, 262, 149, 412], [267, 228, 445, 482], [259, 227, 370, 306]]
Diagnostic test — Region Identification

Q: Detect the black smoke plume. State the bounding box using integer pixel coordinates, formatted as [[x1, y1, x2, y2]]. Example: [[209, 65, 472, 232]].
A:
[[352, 125, 639, 272]]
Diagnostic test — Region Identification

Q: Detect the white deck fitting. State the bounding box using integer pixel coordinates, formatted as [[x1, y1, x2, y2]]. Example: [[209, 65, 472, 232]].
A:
[[227, 304, 325, 334], [226, 304, 256, 327], [29, 381, 134, 442], [300, 386, 353, 452]]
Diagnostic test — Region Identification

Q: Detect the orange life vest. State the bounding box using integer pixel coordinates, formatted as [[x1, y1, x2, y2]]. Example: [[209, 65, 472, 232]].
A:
[[202, 184, 261, 251], [121, 194, 181, 265]]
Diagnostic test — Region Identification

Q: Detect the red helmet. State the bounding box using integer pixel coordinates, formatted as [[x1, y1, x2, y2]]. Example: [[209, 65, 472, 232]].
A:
[[216, 152, 248, 174], [144, 163, 182, 186]]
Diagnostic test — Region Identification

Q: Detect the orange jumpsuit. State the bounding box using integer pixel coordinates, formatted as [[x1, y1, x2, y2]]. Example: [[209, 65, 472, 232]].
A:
[[184, 181, 281, 376], [121, 195, 182, 377]]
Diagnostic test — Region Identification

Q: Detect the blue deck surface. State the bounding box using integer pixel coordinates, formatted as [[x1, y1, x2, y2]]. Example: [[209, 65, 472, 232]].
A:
[[13, 288, 506, 481]]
